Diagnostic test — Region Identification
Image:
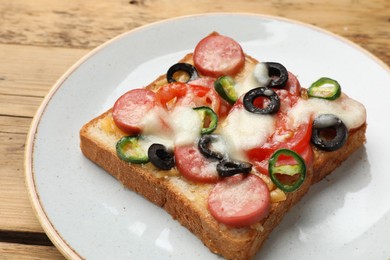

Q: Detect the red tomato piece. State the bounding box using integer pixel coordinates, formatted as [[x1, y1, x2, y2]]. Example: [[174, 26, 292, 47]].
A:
[[174, 145, 220, 183], [208, 174, 271, 227], [112, 89, 157, 134], [270, 120, 312, 154], [285, 72, 302, 96], [246, 121, 312, 162], [194, 33, 245, 78], [156, 82, 221, 115], [189, 78, 232, 118]]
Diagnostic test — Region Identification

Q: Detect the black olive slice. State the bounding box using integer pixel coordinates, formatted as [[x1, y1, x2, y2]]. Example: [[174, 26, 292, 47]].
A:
[[216, 159, 252, 177], [147, 143, 175, 170], [198, 134, 224, 161], [243, 87, 280, 114], [167, 63, 199, 83], [265, 62, 288, 89], [311, 114, 348, 151]]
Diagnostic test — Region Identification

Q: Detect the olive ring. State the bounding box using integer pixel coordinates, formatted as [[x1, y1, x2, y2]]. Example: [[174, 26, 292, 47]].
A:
[[147, 143, 175, 170], [243, 87, 280, 114], [311, 114, 348, 151], [167, 63, 199, 83], [265, 62, 289, 89], [198, 134, 224, 161], [216, 159, 252, 177]]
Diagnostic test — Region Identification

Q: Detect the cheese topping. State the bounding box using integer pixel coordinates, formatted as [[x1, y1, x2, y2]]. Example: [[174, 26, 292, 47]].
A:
[[235, 62, 270, 97], [139, 105, 204, 148], [220, 107, 275, 161], [142, 107, 167, 136], [287, 93, 366, 129], [169, 106, 202, 146]]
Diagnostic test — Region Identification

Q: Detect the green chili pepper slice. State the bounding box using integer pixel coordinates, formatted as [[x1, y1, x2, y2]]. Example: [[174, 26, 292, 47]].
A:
[[268, 148, 306, 192], [116, 135, 149, 163], [193, 106, 218, 134], [308, 77, 341, 100], [214, 76, 238, 105]]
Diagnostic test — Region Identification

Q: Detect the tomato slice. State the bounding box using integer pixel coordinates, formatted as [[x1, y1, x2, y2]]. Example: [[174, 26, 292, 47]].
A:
[[174, 145, 220, 183], [247, 121, 311, 160], [156, 82, 221, 115], [285, 72, 302, 96], [112, 89, 157, 134], [208, 174, 271, 227]]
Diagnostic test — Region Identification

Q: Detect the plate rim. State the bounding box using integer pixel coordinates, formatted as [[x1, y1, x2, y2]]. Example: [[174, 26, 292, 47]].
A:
[[23, 12, 390, 260]]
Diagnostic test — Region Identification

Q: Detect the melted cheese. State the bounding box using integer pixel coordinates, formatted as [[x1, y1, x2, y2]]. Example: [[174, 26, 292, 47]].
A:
[[141, 106, 204, 147], [139, 135, 174, 152], [219, 107, 275, 161], [169, 106, 202, 146], [287, 93, 366, 129], [142, 107, 167, 135], [140, 106, 174, 149], [235, 62, 270, 97]]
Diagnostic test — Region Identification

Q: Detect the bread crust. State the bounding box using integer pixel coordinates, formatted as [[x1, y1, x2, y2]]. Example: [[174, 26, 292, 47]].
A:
[[79, 51, 367, 260]]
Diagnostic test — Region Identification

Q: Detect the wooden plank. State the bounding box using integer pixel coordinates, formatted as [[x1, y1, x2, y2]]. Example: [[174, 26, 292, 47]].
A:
[[0, 132, 44, 233], [0, 43, 88, 97], [0, 116, 31, 135], [0, 95, 42, 118], [0, 0, 388, 65], [0, 242, 64, 260]]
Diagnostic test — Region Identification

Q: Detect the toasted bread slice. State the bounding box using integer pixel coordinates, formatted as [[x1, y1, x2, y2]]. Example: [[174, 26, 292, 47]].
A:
[[80, 38, 366, 259], [80, 113, 365, 260]]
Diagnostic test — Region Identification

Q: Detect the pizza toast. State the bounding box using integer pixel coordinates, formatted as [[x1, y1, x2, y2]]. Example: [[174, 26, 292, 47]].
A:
[[80, 33, 366, 260]]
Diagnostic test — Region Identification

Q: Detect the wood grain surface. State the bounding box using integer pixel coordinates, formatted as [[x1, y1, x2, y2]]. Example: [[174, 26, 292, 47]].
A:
[[0, 0, 389, 258]]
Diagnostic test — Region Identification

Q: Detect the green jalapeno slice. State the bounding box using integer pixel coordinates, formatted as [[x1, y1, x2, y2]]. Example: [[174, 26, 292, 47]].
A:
[[214, 76, 238, 105], [268, 148, 306, 192], [193, 106, 218, 134], [116, 135, 149, 163], [308, 77, 341, 100]]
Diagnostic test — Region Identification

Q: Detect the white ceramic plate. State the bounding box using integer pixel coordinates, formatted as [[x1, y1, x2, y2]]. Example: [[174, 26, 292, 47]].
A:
[[25, 13, 390, 260]]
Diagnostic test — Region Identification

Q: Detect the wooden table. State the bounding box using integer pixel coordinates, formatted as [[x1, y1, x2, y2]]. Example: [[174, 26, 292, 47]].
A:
[[0, 0, 389, 258]]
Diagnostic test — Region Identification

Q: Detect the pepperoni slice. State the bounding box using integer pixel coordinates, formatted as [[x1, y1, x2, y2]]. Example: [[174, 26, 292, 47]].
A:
[[208, 174, 271, 227], [194, 34, 245, 78], [174, 145, 219, 183], [112, 89, 157, 134]]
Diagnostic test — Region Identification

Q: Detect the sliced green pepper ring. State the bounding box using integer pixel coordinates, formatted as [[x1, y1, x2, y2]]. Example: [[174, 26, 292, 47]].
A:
[[214, 76, 238, 105], [268, 148, 306, 192], [193, 106, 218, 134], [308, 77, 341, 100], [116, 135, 149, 163]]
